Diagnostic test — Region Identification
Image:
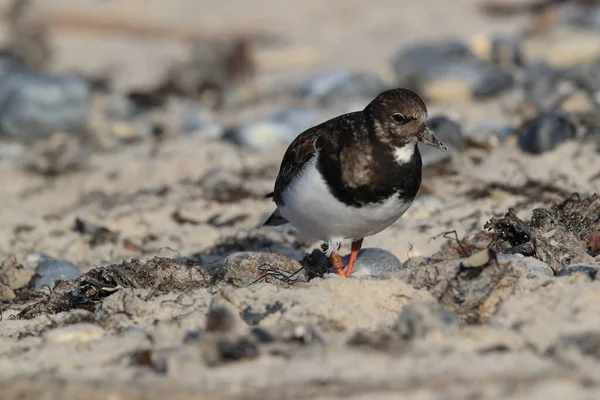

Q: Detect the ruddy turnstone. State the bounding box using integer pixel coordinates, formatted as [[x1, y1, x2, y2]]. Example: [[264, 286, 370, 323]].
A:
[[264, 88, 447, 277]]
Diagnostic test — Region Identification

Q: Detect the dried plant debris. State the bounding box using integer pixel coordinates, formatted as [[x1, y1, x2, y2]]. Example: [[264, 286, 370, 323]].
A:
[[465, 179, 572, 208], [485, 194, 598, 271], [16, 257, 210, 319]]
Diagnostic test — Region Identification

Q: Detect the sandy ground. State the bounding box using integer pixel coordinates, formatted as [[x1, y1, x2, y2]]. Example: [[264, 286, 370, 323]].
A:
[[1, 1, 600, 399]]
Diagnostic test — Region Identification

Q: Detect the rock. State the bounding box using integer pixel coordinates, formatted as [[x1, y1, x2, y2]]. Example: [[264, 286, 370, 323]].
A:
[[0, 265, 35, 289], [0, 140, 27, 162], [30, 259, 81, 290], [43, 323, 105, 343], [180, 106, 223, 138], [473, 67, 515, 99], [340, 248, 404, 277], [497, 254, 554, 278], [556, 265, 599, 281], [0, 70, 90, 142], [391, 40, 473, 88], [302, 71, 388, 106], [209, 252, 304, 287], [395, 301, 459, 340], [0, 282, 15, 301], [518, 113, 578, 154], [223, 108, 319, 151]]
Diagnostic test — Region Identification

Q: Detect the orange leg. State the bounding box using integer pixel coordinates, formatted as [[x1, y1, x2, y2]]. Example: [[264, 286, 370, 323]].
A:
[[344, 239, 363, 277], [329, 252, 346, 277]]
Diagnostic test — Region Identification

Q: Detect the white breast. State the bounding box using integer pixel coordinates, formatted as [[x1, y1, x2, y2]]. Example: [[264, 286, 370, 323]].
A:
[[278, 149, 414, 249]]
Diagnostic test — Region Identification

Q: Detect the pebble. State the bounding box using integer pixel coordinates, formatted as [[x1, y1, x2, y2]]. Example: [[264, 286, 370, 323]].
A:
[[22, 251, 54, 269], [518, 113, 578, 154], [473, 67, 515, 99], [497, 254, 554, 278], [0, 266, 35, 290], [0, 282, 15, 302], [210, 252, 304, 287], [391, 40, 473, 87], [180, 106, 224, 138], [301, 70, 387, 106], [0, 70, 90, 142], [223, 108, 319, 151], [395, 301, 459, 340], [105, 92, 137, 120], [556, 264, 599, 281], [30, 259, 81, 290], [340, 248, 404, 277]]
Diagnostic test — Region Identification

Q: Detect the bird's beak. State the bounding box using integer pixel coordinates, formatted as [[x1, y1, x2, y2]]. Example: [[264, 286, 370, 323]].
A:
[[418, 126, 447, 151]]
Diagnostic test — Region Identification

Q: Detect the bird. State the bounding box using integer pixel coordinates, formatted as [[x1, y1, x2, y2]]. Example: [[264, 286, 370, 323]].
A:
[[263, 88, 447, 277]]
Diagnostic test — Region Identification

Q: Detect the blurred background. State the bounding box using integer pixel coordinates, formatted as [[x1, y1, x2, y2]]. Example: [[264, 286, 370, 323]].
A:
[[0, 0, 599, 275]]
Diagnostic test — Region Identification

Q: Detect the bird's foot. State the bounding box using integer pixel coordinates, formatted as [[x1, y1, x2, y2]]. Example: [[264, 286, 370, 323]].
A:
[[328, 238, 364, 277], [329, 252, 346, 277]]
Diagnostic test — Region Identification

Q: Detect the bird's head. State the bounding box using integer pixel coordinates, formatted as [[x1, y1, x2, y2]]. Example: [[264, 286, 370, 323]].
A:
[[365, 88, 447, 151]]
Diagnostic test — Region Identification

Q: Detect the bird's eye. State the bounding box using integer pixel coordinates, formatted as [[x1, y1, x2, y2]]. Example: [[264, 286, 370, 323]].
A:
[[392, 113, 406, 124]]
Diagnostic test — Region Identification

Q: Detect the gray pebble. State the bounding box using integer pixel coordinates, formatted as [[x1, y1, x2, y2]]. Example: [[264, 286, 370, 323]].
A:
[[105, 92, 137, 120], [223, 108, 319, 151], [303, 71, 388, 106], [497, 254, 554, 278], [0, 70, 90, 142], [518, 113, 578, 154], [30, 259, 81, 290], [391, 40, 473, 86], [395, 301, 459, 340], [556, 264, 599, 280], [340, 248, 404, 277], [473, 67, 515, 99]]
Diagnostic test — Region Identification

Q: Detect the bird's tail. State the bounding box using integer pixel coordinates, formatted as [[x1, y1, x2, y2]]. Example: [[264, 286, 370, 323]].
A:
[[262, 207, 288, 226]]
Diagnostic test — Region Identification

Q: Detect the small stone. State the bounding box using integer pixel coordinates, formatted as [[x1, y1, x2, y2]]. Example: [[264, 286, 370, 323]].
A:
[[395, 301, 459, 340], [30, 259, 81, 290], [43, 323, 104, 343], [223, 108, 319, 151], [0, 70, 90, 142], [340, 248, 403, 277], [497, 254, 554, 278], [210, 252, 304, 287], [0, 282, 15, 302], [556, 264, 599, 281], [301, 71, 387, 106], [0, 265, 35, 289], [518, 113, 578, 154], [198, 168, 254, 203], [473, 67, 515, 99], [460, 249, 497, 269], [391, 40, 473, 87]]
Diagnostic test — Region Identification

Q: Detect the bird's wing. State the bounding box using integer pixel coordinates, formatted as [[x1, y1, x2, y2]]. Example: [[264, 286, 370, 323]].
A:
[[272, 125, 324, 206]]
